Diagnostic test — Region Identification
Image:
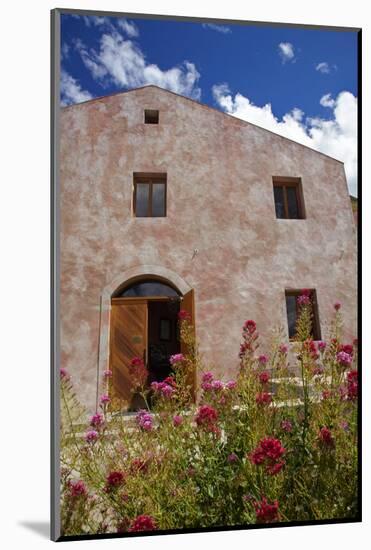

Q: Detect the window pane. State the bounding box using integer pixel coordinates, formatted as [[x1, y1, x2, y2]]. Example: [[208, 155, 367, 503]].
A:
[[152, 183, 166, 217], [121, 281, 179, 297], [286, 295, 297, 338], [274, 186, 285, 218], [135, 183, 149, 217], [287, 186, 299, 219]]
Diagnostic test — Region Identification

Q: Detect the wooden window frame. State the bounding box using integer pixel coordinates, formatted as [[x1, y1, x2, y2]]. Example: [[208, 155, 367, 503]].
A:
[[144, 109, 159, 124], [133, 173, 167, 217], [285, 288, 321, 341], [273, 177, 305, 219]]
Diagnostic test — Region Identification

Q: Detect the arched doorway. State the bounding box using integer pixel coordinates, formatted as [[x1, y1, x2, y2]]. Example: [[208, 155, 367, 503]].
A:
[[108, 276, 195, 411]]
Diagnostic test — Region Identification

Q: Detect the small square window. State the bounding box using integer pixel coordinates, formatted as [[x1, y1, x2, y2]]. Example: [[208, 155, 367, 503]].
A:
[[273, 177, 305, 219], [159, 319, 172, 341], [133, 174, 167, 217], [285, 289, 321, 340], [144, 109, 159, 124]]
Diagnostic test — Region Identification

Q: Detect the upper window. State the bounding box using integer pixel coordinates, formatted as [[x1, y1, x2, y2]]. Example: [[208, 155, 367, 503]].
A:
[[133, 174, 167, 217], [144, 109, 159, 124], [118, 279, 180, 298], [273, 177, 305, 219], [285, 289, 321, 340]]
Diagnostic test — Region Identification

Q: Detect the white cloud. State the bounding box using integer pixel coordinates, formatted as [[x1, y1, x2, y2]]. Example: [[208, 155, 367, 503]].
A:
[[320, 93, 335, 108], [278, 42, 295, 63], [60, 70, 93, 106], [202, 23, 231, 34], [316, 62, 330, 74], [75, 32, 201, 100], [117, 19, 139, 38], [212, 84, 357, 195]]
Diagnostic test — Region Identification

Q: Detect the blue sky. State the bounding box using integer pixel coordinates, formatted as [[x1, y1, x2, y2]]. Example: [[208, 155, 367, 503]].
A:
[[60, 13, 358, 195]]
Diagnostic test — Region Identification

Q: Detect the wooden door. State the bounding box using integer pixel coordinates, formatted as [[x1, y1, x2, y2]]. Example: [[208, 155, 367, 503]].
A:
[[109, 299, 148, 409], [180, 289, 196, 401]]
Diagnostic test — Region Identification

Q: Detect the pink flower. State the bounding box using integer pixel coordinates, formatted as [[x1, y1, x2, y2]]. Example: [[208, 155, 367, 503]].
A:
[[178, 309, 191, 321], [169, 353, 185, 365], [227, 452, 238, 464], [280, 419, 293, 432], [129, 357, 148, 388], [339, 420, 349, 431], [318, 341, 327, 352], [211, 380, 224, 391], [226, 380, 237, 390], [243, 320, 257, 334], [60, 368, 70, 380], [106, 470, 125, 489], [334, 301, 341, 311], [336, 351, 352, 368], [90, 413, 104, 428], [297, 293, 311, 306], [258, 371, 270, 385], [100, 394, 110, 405], [151, 381, 174, 398], [255, 391, 272, 406], [321, 389, 332, 401], [202, 371, 214, 383], [249, 437, 286, 475], [136, 410, 154, 431], [258, 354, 268, 364], [173, 415, 183, 427], [84, 430, 99, 443], [318, 426, 335, 448], [339, 344, 353, 356], [103, 369, 112, 378], [128, 514, 157, 532], [195, 405, 218, 431], [68, 480, 87, 498], [346, 370, 358, 401], [254, 497, 279, 523], [279, 344, 289, 354]]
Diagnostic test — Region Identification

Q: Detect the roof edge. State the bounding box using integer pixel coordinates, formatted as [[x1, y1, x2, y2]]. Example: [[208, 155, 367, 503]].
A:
[[61, 84, 345, 165]]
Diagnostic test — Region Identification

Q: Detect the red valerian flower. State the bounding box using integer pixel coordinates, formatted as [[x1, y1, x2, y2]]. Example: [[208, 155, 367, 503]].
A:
[[90, 413, 104, 428], [258, 354, 269, 364], [227, 452, 238, 464], [60, 368, 70, 380], [278, 343, 289, 354], [297, 293, 311, 306], [106, 470, 125, 488], [318, 427, 335, 448], [280, 419, 293, 432], [68, 479, 87, 498], [249, 437, 286, 475], [178, 309, 191, 321], [258, 371, 270, 385], [336, 351, 352, 368], [255, 391, 272, 405], [130, 458, 149, 474], [129, 357, 148, 388], [318, 341, 327, 352], [346, 370, 358, 401], [243, 320, 257, 334], [128, 514, 157, 532], [339, 344, 354, 356], [254, 496, 279, 523], [195, 405, 218, 431], [334, 301, 342, 311]]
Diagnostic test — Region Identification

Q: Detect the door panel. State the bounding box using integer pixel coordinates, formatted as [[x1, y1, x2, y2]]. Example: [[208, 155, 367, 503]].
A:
[[109, 300, 147, 409], [180, 289, 196, 401]]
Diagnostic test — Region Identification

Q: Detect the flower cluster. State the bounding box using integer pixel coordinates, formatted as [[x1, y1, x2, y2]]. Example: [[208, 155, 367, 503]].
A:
[[239, 319, 259, 362], [178, 309, 191, 322], [318, 427, 335, 449], [90, 412, 104, 428], [250, 437, 286, 475], [195, 404, 219, 434], [128, 514, 157, 532], [150, 381, 174, 398], [255, 391, 272, 406], [136, 410, 154, 431], [254, 497, 279, 523], [346, 370, 358, 401], [169, 353, 185, 366], [336, 351, 352, 368], [84, 430, 99, 443], [297, 289, 312, 307], [68, 479, 87, 498], [129, 357, 148, 389], [106, 470, 125, 490]]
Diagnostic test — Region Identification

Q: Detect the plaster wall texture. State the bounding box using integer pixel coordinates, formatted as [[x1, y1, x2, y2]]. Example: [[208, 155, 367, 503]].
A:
[[60, 86, 357, 412]]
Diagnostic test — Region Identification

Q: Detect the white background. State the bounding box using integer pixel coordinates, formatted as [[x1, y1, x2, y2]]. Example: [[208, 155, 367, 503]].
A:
[[0, 0, 367, 548]]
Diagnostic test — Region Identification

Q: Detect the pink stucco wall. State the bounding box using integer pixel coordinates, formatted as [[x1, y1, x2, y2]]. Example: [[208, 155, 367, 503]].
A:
[[60, 85, 357, 412]]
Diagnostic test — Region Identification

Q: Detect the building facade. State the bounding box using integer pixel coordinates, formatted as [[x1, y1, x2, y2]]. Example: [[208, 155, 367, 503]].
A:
[[60, 85, 357, 412]]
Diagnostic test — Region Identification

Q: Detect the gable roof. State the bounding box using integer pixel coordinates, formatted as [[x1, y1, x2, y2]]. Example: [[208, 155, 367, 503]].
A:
[[61, 84, 343, 164]]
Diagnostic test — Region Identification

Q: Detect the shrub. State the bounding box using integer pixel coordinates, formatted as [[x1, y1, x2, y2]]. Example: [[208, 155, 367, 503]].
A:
[[60, 296, 358, 535]]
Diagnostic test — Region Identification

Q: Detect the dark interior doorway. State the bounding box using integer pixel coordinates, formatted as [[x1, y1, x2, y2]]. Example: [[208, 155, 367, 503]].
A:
[[148, 299, 180, 384]]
